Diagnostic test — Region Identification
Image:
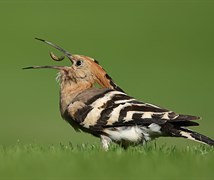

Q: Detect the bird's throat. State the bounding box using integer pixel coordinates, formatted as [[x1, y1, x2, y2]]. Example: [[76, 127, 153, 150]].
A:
[[59, 81, 93, 116]]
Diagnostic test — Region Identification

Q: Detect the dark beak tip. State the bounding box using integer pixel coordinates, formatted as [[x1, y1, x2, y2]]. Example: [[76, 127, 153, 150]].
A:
[[22, 67, 33, 70], [35, 37, 45, 42]]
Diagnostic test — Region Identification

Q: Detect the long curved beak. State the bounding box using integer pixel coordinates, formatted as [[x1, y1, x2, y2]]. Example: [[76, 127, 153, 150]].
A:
[[35, 38, 73, 62], [23, 38, 73, 70]]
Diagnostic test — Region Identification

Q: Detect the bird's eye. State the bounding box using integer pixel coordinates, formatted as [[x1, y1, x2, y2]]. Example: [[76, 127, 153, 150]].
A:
[[76, 60, 83, 66]]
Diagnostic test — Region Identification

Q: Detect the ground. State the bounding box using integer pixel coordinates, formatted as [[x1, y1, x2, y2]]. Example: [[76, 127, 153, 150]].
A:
[[0, 143, 213, 180]]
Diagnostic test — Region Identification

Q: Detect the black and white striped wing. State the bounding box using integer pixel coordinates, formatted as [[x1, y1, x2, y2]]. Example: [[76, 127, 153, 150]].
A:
[[72, 89, 200, 131]]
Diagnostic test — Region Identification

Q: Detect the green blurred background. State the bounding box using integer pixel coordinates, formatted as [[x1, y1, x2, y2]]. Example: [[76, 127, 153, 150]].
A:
[[0, 0, 213, 147]]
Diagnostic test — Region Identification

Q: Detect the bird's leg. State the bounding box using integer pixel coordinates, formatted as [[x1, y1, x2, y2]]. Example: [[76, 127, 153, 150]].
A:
[[120, 141, 130, 150], [100, 135, 112, 151]]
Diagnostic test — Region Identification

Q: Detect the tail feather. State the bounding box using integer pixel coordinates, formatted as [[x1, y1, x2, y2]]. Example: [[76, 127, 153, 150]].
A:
[[176, 128, 214, 146]]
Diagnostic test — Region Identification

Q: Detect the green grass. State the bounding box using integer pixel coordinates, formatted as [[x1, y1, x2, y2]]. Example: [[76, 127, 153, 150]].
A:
[[0, 143, 213, 180]]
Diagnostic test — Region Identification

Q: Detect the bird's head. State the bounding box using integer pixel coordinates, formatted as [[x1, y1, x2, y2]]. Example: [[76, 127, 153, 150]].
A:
[[24, 38, 123, 92]]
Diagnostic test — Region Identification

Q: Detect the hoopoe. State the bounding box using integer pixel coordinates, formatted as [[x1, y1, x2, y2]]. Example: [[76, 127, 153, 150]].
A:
[[24, 38, 214, 150]]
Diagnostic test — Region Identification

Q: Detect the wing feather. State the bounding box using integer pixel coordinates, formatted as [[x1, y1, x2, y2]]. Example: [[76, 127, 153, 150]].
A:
[[99, 92, 200, 128], [69, 89, 200, 131]]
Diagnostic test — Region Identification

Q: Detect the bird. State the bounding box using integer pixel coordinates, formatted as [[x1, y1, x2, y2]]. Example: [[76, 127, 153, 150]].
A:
[[23, 38, 214, 150]]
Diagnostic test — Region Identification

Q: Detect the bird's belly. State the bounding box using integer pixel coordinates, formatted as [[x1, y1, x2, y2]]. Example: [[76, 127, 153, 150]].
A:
[[103, 124, 162, 144], [104, 126, 149, 143]]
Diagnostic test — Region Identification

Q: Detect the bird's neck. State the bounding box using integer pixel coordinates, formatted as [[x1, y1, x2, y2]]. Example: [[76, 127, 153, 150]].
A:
[[60, 81, 93, 115]]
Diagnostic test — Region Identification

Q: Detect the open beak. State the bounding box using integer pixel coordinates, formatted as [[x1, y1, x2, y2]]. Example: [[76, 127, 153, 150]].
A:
[[23, 38, 74, 70]]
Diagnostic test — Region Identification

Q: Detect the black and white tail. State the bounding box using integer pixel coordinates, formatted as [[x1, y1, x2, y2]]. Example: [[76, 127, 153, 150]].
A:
[[172, 127, 214, 146]]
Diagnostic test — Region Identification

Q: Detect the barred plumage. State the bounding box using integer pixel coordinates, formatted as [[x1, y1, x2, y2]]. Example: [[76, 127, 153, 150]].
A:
[[24, 38, 214, 150]]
